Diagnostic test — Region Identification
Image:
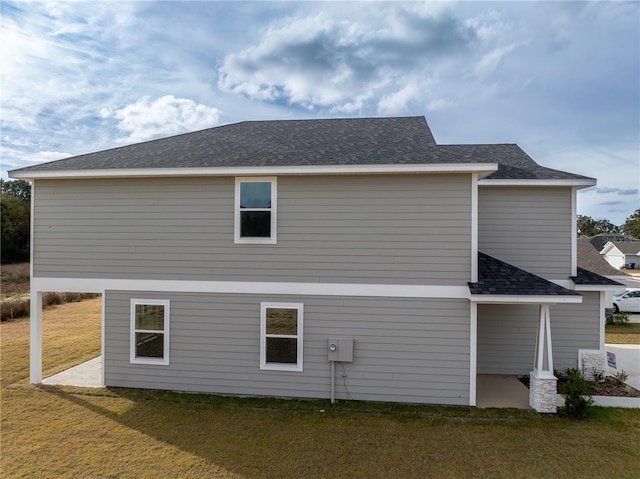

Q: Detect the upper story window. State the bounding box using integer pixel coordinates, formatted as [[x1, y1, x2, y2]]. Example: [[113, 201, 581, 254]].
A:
[[235, 177, 277, 244]]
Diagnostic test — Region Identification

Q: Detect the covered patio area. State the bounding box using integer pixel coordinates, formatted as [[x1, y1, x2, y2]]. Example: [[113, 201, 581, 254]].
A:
[[42, 356, 102, 388], [476, 374, 530, 409]]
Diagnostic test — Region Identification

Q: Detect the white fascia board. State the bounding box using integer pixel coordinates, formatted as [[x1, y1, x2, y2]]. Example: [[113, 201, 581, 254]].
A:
[[470, 294, 583, 304], [573, 284, 625, 292], [478, 178, 596, 188], [9, 163, 499, 180], [599, 242, 616, 254], [31, 277, 471, 299]]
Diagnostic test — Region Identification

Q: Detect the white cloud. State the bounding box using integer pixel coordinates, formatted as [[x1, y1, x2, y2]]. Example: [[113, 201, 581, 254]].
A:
[[107, 96, 222, 142], [475, 43, 523, 77], [217, 6, 483, 113]]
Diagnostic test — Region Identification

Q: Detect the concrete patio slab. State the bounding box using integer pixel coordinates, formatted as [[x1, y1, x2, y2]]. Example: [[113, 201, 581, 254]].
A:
[[476, 374, 531, 409], [42, 356, 102, 388]]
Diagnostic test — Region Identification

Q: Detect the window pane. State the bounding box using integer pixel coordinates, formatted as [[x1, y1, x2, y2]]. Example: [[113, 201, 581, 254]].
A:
[[136, 332, 164, 358], [135, 304, 164, 330], [240, 182, 271, 208], [266, 338, 297, 364], [240, 211, 271, 237], [266, 308, 298, 335]]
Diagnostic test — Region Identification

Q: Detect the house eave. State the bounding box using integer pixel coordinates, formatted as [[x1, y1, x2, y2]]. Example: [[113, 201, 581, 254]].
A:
[[573, 284, 625, 292], [478, 178, 596, 189], [9, 163, 499, 180], [470, 294, 583, 304]]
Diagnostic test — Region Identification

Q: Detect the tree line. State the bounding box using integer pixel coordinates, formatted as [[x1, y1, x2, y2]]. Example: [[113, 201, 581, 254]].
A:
[[577, 211, 640, 238], [1, 178, 639, 264], [1, 179, 31, 264]]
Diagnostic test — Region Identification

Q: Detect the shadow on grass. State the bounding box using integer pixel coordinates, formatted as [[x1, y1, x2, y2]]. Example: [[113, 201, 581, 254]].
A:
[[39, 385, 555, 479]]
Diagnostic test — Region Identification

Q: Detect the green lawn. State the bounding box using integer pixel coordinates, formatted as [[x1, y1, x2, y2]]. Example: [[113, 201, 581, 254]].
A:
[[606, 322, 640, 345], [2, 301, 640, 478]]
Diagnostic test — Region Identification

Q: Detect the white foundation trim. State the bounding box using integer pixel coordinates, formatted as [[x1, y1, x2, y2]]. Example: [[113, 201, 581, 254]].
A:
[[31, 277, 471, 299]]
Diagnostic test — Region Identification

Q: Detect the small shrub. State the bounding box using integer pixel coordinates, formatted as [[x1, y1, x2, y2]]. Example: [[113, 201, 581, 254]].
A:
[[560, 368, 594, 419], [591, 368, 605, 383], [611, 370, 629, 385], [612, 312, 630, 324]]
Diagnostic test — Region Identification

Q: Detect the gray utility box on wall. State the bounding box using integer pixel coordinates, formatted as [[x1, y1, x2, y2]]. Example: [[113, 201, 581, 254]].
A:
[[328, 337, 354, 362]]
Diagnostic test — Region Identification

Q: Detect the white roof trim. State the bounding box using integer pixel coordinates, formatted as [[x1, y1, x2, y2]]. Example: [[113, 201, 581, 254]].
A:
[[9, 163, 499, 180], [31, 277, 472, 299], [573, 284, 624, 292], [479, 178, 596, 188], [470, 294, 583, 304]]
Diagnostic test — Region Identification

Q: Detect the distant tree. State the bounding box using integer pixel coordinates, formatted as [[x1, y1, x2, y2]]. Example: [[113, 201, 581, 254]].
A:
[[577, 215, 619, 236], [1, 179, 31, 264], [621, 209, 640, 239], [1, 179, 31, 201]]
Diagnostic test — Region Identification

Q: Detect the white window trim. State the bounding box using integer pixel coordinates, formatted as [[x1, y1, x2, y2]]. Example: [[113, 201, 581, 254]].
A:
[[260, 302, 303, 372], [235, 177, 277, 244], [130, 299, 170, 365]]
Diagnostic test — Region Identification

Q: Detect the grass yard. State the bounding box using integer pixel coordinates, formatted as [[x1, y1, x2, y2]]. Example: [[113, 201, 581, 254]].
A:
[[605, 322, 640, 345], [2, 300, 640, 478]]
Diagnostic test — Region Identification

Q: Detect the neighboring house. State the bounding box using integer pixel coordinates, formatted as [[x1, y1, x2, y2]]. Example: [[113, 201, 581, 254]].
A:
[[589, 233, 637, 253], [9, 116, 622, 413], [600, 241, 640, 270], [577, 236, 630, 309], [578, 237, 630, 281]]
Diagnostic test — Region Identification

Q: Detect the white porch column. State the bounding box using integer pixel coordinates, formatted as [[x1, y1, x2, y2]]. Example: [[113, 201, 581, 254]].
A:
[[30, 290, 43, 384], [529, 304, 557, 413]]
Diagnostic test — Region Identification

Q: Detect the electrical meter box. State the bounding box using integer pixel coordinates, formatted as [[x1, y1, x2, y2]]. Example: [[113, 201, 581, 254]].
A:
[[328, 337, 354, 362]]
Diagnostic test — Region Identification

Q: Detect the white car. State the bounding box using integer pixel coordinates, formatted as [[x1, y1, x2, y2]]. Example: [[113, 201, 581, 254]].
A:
[[612, 289, 640, 313]]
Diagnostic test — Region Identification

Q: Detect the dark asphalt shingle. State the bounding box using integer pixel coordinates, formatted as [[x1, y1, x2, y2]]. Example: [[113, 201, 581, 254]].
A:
[[571, 267, 624, 286], [9, 116, 593, 181], [468, 253, 580, 296], [577, 237, 628, 277]]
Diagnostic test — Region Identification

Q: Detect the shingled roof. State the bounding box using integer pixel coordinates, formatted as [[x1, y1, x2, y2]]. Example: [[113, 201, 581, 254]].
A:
[[9, 116, 594, 182], [469, 253, 580, 296], [571, 267, 624, 287], [605, 240, 640, 255], [577, 237, 628, 278]]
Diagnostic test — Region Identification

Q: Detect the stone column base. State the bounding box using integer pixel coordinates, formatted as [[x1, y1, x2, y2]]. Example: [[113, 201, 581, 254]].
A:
[[579, 350, 605, 381], [529, 372, 557, 413]]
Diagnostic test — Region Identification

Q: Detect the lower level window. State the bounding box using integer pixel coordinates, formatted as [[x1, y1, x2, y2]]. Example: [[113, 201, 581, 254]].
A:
[[130, 299, 170, 365], [260, 302, 303, 371]]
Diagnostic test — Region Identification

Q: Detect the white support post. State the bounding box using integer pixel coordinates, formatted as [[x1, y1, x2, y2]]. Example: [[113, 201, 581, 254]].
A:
[[469, 302, 477, 406], [30, 291, 43, 384], [530, 304, 557, 413]]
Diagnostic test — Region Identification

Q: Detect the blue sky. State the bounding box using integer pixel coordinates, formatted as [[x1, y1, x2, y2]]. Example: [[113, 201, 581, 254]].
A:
[[1, 1, 638, 224]]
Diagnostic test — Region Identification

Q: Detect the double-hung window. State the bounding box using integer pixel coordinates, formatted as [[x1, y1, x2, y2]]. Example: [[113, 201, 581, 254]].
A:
[[235, 177, 277, 244], [260, 302, 303, 371], [130, 299, 170, 365]]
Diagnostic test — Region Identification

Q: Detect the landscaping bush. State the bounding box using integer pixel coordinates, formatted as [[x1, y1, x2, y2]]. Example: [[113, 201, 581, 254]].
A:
[[560, 368, 594, 419], [612, 312, 630, 324]]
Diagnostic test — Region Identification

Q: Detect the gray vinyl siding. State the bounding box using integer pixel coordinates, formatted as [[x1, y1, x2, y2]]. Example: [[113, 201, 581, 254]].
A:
[[34, 175, 471, 285], [478, 186, 572, 279], [477, 292, 600, 375], [105, 291, 471, 405]]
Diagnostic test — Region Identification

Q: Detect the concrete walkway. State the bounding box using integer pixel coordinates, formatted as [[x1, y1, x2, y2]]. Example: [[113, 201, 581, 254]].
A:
[[42, 356, 103, 387]]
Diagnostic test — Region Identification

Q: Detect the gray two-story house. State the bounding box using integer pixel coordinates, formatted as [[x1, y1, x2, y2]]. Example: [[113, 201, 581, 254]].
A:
[[9, 116, 621, 412]]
